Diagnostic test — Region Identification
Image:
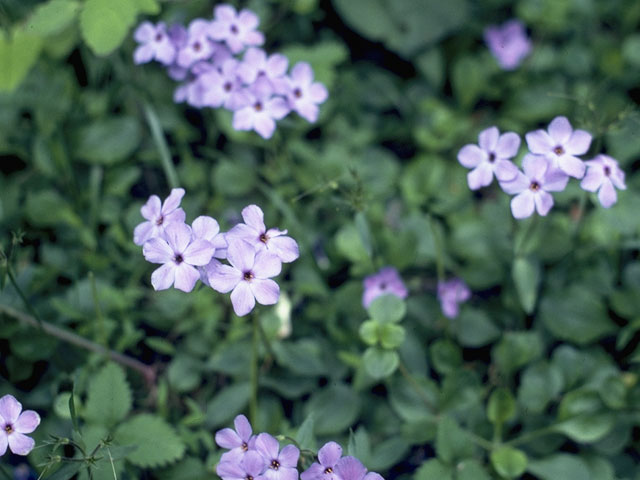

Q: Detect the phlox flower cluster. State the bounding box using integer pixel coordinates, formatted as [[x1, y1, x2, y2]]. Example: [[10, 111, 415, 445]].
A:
[[215, 415, 384, 480], [362, 267, 471, 320], [134, 189, 299, 316], [458, 116, 626, 219], [0, 394, 40, 457], [133, 4, 328, 139], [484, 19, 532, 70]]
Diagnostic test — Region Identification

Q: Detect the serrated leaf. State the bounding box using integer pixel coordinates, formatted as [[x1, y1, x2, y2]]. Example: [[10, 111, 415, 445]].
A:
[[114, 414, 186, 468], [26, 0, 81, 37], [80, 0, 137, 56], [84, 363, 132, 426], [0, 27, 43, 92]]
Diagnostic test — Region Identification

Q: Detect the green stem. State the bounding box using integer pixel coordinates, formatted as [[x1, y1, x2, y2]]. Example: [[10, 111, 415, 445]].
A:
[[142, 101, 180, 189], [250, 313, 260, 428], [6, 264, 44, 329], [89, 272, 106, 346], [0, 304, 156, 387], [398, 361, 436, 414], [428, 215, 445, 282], [504, 425, 556, 447]]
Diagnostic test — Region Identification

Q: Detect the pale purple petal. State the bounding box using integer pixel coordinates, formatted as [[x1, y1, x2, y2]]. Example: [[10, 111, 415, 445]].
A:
[[238, 10, 259, 30], [565, 129, 591, 155], [252, 251, 282, 278], [192, 216, 220, 241], [534, 191, 554, 216], [143, 237, 174, 264], [548, 116, 573, 144], [134, 22, 155, 43], [134, 45, 155, 64], [478, 126, 499, 152], [543, 168, 570, 192], [217, 461, 245, 480], [267, 54, 289, 77], [268, 98, 291, 120], [133, 221, 155, 246], [165, 222, 192, 254], [0, 395, 22, 424], [522, 154, 549, 180], [499, 171, 530, 195], [141, 195, 162, 220], [14, 411, 40, 434], [244, 451, 267, 476], [558, 155, 586, 178], [233, 108, 254, 131], [227, 240, 257, 272], [496, 132, 521, 158], [0, 434, 6, 456], [511, 191, 536, 219], [467, 163, 494, 190], [241, 205, 266, 232], [457, 144, 484, 168], [256, 433, 280, 460], [279, 444, 300, 467], [294, 102, 319, 123], [335, 456, 367, 480], [182, 239, 214, 266], [580, 169, 603, 192], [251, 279, 280, 305], [267, 235, 299, 263], [163, 208, 186, 226], [208, 263, 242, 293], [598, 180, 617, 208], [495, 159, 519, 181], [525, 130, 554, 154], [364, 473, 384, 480], [8, 433, 35, 456], [162, 188, 186, 214], [301, 464, 324, 480], [308, 83, 328, 103], [215, 427, 242, 449], [173, 263, 201, 292], [291, 62, 313, 85], [318, 441, 342, 466], [234, 414, 252, 441], [214, 4, 236, 21], [231, 282, 256, 317], [151, 263, 176, 290], [254, 116, 276, 139]]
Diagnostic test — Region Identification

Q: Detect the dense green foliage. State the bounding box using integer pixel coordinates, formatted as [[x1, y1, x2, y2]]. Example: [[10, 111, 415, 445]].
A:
[[1, 0, 640, 479]]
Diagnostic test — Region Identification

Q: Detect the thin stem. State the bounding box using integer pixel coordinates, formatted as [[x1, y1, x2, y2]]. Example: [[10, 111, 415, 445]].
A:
[[428, 215, 445, 282], [397, 361, 436, 414], [250, 313, 259, 428], [89, 272, 106, 346], [6, 264, 44, 329], [0, 304, 156, 388], [142, 101, 180, 189]]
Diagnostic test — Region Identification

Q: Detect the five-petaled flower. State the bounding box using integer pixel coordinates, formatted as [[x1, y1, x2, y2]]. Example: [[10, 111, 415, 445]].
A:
[[300, 441, 343, 480], [133, 21, 177, 65], [285, 62, 329, 123], [254, 433, 300, 480], [215, 414, 256, 464], [581, 154, 626, 208], [133, 188, 187, 246], [484, 20, 532, 70], [209, 4, 265, 54], [0, 395, 40, 457], [437, 278, 471, 319], [362, 267, 408, 309]]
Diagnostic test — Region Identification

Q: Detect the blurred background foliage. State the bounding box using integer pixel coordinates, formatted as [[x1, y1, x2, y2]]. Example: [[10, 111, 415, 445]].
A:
[[1, 0, 640, 478]]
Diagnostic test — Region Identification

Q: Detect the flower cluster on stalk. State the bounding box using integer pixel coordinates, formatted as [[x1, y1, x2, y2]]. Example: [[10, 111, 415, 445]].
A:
[[134, 189, 299, 316], [215, 415, 384, 480], [458, 116, 626, 219], [133, 4, 328, 138]]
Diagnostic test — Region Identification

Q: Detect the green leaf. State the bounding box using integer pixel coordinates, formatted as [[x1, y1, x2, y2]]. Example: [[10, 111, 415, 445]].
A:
[[84, 363, 132, 427], [304, 383, 360, 435], [378, 324, 405, 349], [168, 355, 202, 392], [114, 414, 186, 468], [363, 347, 399, 379], [26, 0, 81, 36], [435, 415, 474, 463], [540, 285, 614, 345], [294, 412, 316, 451], [527, 454, 591, 480], [512, 256, 541, 314], [487, 388, 516, 425], [554, 414, 615, 443], [457, 458, 492, 480], [205, 383, 250, 428], [45, 462, 84, 480], [132, 0, 160, 14], [359, 320, 379, 346], [368, 437, 410, 471], [367, 295, 406, 323], [73, 116, 142, 165], [79, 0, 137, 56], [430, 339, 462, 375], [414, 459, 453, 480], [490, 446, 528, 479], [0, 27, 43, 92], [280, 40, 348, 88], [452, 55, 489, 108], [492, 331, 543, 375], [517, 362, 564, 414], [455, 308, 500, 347], [335, 223, 370, 264]]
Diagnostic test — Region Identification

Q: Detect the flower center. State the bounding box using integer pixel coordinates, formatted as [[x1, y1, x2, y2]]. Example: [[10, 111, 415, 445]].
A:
[[174, 254, 184, 264], [223, 82, 233, 92], [488, 152, 496, 163], [553, 145, 564, 155], [379, 282, 387, 290], [156, 215, 164, 226], [324, 467, 333, 474], [4, 424, 13, 434], [259, 233, 269, 244], [271, 460, 280, 470], [246, 476, 253, 480], [604, 166, 611, 176], [293, 88, 302, 99], [529, 181, 541, 192], [253, 101, 263, 112], [241, 442, 248, 452], [155, 33, 164, 42], [244, 271, 254, 281], [193, 41, 202, 52], [230, 24, 239, 34]]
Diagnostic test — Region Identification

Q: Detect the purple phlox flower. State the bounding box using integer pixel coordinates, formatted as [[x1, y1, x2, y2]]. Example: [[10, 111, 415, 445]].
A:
[[255, 433, 300, 480], [0, 394, 40, 456], [525, 116, 591, 178], [226, 205, 299, 263], [208, 239, 282, 316], [209, 4, 265, 54], [198, 58, 245, 110], [362, 267, 408, 309], [133, 188, 186, 246], [165, 25, 190, 80], [580, 154, 626, 208], [437, 278, 471, 319], [300, 441, 343, 480], [217, 451, 266, 480], [192, 215, 228, 285], [215, 414, 256, 464], [238, 48, 289, 94], [143, 222, 215, 292], [285, 62, 328, 123], [500, 154, 569, 219], [133, 21, 176, 65], [458, 126, 520, 190], [232, 78, 290, 139], [177, 19, 215, 69], [333, 456, 384, 480], [484, 19, 532, 70]]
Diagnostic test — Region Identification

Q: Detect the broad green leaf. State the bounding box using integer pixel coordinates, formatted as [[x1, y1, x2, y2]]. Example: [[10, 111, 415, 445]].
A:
[[347, 427, 371, 465], [205, 383, 250, 428], [26, 0, 81, 36], [527, 454, 591, 480], [280, 40, 348, 88], [414, 459, 453, 480], [452, 55, 489, 108], [512, 256, 541, 314], [430, 339, 462, 375], [368, 437, 410, 471], [114, 414, 186, 468], [167, 355, 202, 392], [0, 27, 43, 92], [359, 320, 379, 346], [435, 415, 474, 463], [46, 462, 84, 480], [294, 412, 316, 451], [354, 212, 372, 259], [517, 362, 564, 414], [492, 331, 543, 375], [490, 446, 528, 479], [212, 158, 258, 196], [79, 0, 137, 56], [335, 223, 370, 264], [132, 0, 160, 14], [487, 388, 516, 425], [363, 347, 399, 379], [599, 375, 627, 409], [84, 363, 132, 426], [554, 414, 615, 443], [304, 384, 360, 435], [367, 295, 406, 323], [73, 116, 142, 165], [457, 458, 492, 480], [455, 308, 500, 347], [379, 324, 405, 349]]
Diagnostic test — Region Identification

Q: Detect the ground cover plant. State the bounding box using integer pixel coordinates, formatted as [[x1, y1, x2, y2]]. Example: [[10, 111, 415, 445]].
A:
[[1, 0, 640, 479]]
